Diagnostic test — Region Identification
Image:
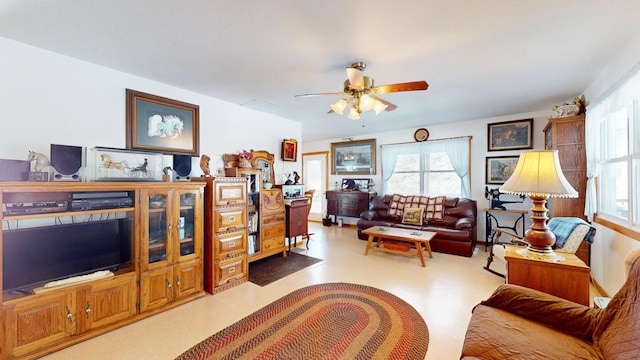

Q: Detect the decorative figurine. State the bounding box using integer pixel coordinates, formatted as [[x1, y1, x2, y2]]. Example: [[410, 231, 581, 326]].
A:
[[199, 154, 211, 175], [284, 172, 293, 185], [26, 151, 50, 172], [293, 171, 301, 184]]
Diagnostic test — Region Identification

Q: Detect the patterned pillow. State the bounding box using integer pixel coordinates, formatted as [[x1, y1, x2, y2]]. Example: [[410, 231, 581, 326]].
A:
[[424, 196, 445, 220], [405, 195, 429, 209], [388, 194, 407, 217], [402, 207, 424, 225]]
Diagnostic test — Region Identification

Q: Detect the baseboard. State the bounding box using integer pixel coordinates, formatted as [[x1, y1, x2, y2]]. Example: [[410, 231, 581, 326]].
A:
[[591, 276, 609, 297]]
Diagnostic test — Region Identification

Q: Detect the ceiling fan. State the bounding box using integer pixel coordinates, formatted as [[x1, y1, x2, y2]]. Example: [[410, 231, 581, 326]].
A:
[[295, 61, 428, 120]]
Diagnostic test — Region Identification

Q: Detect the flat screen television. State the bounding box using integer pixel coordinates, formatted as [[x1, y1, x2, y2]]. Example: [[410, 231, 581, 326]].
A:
[[3, 218, 132, 293]]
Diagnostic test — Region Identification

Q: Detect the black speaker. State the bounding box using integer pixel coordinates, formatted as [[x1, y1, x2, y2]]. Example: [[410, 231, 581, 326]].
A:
[[0, 159, 30, 181], [50, 144, 83, 181], [173, 154, 192, 181]]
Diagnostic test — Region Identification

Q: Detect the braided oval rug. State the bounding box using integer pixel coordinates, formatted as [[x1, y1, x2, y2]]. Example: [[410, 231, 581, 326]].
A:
[[176, 282, 429, 360]]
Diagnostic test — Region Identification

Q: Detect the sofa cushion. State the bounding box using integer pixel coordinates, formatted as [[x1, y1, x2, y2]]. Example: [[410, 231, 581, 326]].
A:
[[401, 207, 424, 225], [424, 196, 445, 221], [388, 194, 407, 217]]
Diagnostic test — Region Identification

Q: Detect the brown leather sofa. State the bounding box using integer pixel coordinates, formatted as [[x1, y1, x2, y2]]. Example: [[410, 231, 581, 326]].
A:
[[356, 195, 477, 257], [460, 248, 640, 359]]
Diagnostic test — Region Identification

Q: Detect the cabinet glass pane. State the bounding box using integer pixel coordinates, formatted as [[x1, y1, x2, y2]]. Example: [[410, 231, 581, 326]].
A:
[[148, 194, 167, 263], [178, 192, 196, 257]]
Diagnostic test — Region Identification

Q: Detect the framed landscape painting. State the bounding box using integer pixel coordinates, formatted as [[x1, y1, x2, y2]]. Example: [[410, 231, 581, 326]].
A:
[[126, 89, 200, 156], [487, 118, 533, 151], [331, 138, 376, 175], [486, 156, 519, 184]]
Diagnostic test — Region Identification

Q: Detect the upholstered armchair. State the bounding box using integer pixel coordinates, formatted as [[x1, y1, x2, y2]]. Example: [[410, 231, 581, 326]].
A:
[[484, 217, 596, 277]]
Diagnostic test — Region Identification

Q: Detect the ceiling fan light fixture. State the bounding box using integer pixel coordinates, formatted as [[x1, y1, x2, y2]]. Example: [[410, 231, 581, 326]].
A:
[[347, 106, 361, 120], [359, 94, 374, 111], [330, 99, 348, 115], [373, 99, 388, 115]]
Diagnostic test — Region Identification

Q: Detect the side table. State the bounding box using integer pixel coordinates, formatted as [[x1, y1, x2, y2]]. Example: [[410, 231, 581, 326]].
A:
[[482, 208, 527, 251], [285, 198, 310, 253], [504, 245, 590, 306]]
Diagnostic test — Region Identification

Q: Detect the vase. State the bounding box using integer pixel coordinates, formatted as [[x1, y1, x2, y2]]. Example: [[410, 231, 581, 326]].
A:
[[239, 158, 251, 168]]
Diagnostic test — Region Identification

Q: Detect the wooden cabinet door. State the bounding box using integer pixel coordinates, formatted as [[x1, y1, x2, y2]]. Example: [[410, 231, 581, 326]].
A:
[[3, 290, 75, 359], [261, 189, 284, 213], [173, 259, 202, 300], [77, 274, 137, 332], [140, 188, 173, 272], [140, 266, 173, 313]]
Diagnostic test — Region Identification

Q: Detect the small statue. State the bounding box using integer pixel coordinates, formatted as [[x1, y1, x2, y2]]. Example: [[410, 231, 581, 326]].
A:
[[26, 151, 50, 172], [199, 154, 211, 175], [293, 171, 301, 184], [162, 166, 173, 175], [284, 172, 293, 185]]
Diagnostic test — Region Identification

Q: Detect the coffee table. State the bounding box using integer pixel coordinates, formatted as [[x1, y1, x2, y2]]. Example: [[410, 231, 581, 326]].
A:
[[363, 226, 436, 267]]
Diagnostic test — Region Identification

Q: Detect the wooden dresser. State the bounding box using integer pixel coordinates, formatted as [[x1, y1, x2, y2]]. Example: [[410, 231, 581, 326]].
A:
[[251, 189, 287, 262], [326, 190, 373, 220]]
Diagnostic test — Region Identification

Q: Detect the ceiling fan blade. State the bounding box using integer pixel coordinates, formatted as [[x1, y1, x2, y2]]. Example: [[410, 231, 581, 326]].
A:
[[295, 91, 345, 97], [371, 81, 429, 94], [346, 67, 364, 89], [371, 96, 397, 111]]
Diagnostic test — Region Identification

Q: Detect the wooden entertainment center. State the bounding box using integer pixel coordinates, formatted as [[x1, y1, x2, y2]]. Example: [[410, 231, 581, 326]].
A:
[[0, 181, 205, 360]]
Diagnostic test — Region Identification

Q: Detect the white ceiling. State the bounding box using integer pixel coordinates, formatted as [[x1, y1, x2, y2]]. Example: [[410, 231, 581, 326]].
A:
[[1, 1, 639, 142]]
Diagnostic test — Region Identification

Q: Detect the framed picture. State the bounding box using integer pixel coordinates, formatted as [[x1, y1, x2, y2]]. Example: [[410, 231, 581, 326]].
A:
[[92, 146, 163, 181], [486, 156, 519, 184], [487, 118, 533, 151], [331, 138, 376, 175], [126, 89, 200, 156], [281, 139, 298, 162]]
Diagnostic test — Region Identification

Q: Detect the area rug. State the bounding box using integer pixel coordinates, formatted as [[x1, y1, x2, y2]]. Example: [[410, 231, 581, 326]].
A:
[[248, 252, 322, 286], [176, 282, 429, 360]]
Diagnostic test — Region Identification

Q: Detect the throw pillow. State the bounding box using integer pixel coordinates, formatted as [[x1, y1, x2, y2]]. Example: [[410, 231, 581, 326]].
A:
[[402, 207, 425, 225], [424, 196, 445, 221], [388, 194, 407, 217]]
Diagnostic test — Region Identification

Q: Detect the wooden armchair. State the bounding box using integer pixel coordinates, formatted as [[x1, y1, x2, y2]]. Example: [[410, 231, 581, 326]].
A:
[[484, 217, 596, 277]]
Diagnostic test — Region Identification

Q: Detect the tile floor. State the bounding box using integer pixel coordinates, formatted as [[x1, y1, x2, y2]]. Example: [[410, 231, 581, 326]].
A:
[[42, 223, 506, 360]]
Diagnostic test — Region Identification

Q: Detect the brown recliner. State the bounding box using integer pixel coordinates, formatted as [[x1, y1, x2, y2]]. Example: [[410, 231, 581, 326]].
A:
[[461, 248, 640, 359]]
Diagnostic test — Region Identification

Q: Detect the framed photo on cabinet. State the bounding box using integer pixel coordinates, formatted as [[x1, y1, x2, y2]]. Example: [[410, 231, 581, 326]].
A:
[[126, 89, 200, 156], [487, 118, 533, 151]]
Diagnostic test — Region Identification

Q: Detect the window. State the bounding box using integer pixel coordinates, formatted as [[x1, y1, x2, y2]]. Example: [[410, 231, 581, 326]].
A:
[[586, 67, 640, 230], [381, 137, 470, 197]]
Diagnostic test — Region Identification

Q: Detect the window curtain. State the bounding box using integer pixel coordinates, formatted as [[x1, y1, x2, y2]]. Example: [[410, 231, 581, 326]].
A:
[[381, 137, 471, 197], [584, 64, 640, 221]]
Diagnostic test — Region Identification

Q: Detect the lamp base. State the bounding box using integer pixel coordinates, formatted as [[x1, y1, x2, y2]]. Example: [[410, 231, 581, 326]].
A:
[[516, 247, 565, 262]]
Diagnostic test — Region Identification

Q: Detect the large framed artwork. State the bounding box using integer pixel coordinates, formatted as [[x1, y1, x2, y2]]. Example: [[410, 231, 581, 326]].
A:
[[487, 118, 533, 151], [331, 138, 376, 175], [486, 156, 519, 184], [126, 89, 200, 156]]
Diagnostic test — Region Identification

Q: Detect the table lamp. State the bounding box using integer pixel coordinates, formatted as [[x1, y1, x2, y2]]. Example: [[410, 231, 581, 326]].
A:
[[500, 150, 578, 261]]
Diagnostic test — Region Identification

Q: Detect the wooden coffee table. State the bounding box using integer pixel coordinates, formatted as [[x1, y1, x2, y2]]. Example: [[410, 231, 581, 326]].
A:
[[363, 226, 436, 267]]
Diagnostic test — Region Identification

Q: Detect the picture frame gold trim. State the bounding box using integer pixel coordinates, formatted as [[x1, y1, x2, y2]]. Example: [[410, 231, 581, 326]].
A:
[[486, 155, 519, 185]]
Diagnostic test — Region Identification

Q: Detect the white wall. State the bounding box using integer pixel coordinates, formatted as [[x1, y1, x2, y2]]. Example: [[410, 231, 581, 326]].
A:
[[0, 37, 302, 180]]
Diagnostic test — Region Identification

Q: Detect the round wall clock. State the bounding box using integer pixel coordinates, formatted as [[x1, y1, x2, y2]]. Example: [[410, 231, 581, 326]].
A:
[[414, 128, 429, 142]]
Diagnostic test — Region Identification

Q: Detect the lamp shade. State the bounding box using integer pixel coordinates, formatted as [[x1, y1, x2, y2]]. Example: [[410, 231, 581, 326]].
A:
[[330, 99, 348, 115], [500, 150, 578, 198], [347, 106, 361, 120]]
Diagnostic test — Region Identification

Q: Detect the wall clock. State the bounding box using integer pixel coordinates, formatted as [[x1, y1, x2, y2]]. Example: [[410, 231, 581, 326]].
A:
[[414, 128, 429, 142]]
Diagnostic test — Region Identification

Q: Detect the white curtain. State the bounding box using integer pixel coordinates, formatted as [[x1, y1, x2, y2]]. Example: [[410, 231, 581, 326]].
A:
[[381, 137, 471, 197], [584, 64, 640, 221]]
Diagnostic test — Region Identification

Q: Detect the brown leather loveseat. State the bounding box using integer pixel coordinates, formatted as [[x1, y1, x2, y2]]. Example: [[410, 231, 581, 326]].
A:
[[356, 195, 477, 257], [460, 248, 640, 359]]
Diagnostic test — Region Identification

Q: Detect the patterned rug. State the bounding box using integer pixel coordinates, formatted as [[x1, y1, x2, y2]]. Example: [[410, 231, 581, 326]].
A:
[[176, 282, 429, 360]]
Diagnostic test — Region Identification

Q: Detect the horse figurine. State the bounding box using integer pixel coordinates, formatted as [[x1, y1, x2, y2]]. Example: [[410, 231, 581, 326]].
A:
[[199, 154, 211, 176], [27, 151, 50, 172], [100, 153, 129, 173]]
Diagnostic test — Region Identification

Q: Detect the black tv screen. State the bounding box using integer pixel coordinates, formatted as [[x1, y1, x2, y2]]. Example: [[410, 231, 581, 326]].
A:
[[3, 218, 132, 292]]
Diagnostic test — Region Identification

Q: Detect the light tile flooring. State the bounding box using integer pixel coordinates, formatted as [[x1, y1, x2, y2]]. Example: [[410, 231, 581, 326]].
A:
[[43, 223, 506, 360]]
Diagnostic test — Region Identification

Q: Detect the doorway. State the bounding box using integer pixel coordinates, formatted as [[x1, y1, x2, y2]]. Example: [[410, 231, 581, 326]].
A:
[[302, 152, 328, 222]]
